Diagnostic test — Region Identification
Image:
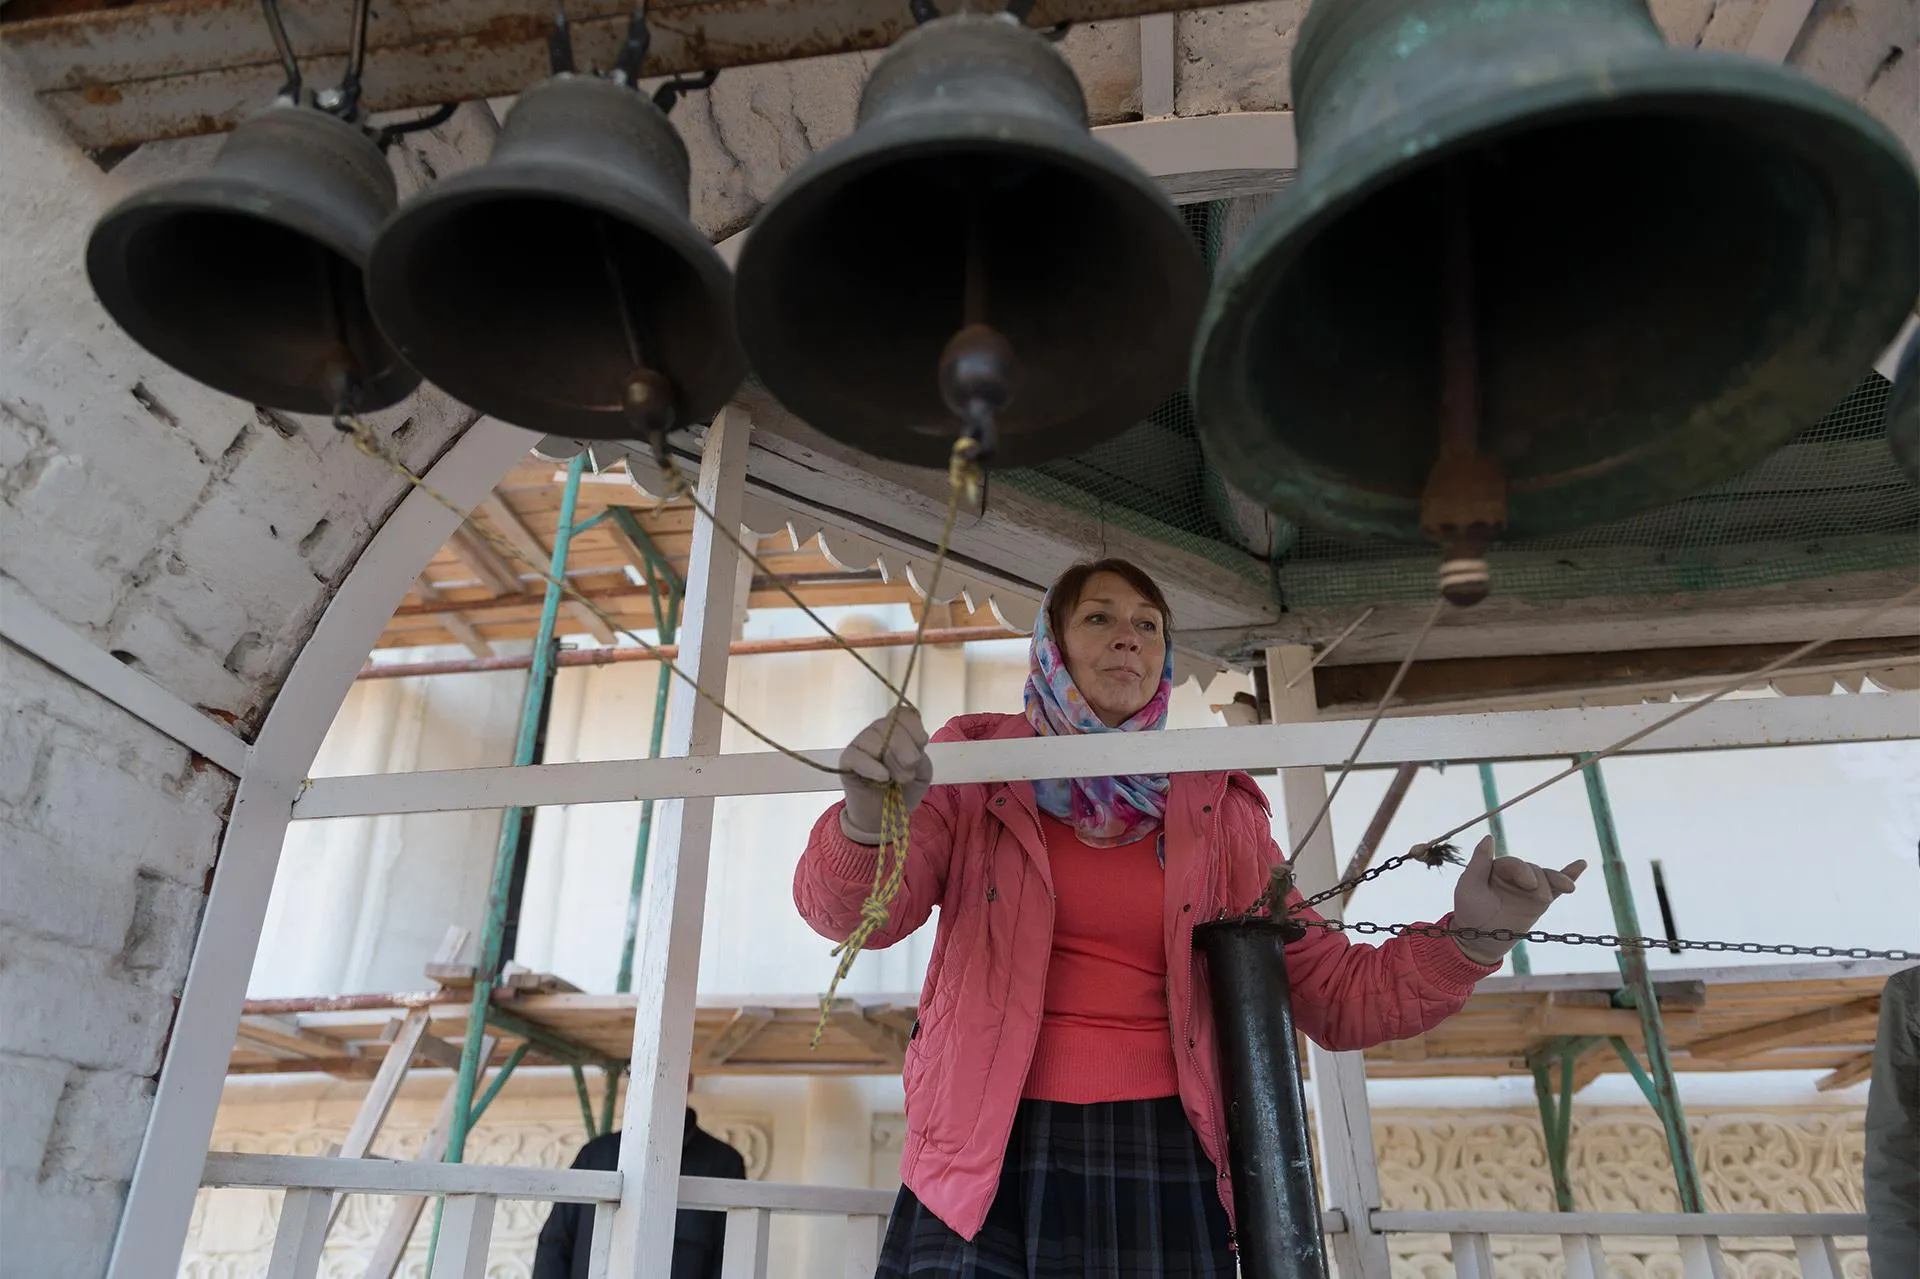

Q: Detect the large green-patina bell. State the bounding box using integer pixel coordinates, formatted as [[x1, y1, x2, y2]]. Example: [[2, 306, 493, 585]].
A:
[[1888, 326, 1919, 488], [1192, 0, 1919, 593]]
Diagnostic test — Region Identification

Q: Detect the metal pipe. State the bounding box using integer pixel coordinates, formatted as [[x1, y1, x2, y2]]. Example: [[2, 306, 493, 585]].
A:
[[357, 624, 1023, 680], [599, 1066, 621, 1136], [572, 1063, 599, 1140], [499, 634, 561, 964], [240, 990, 466, 1015], [1477, 762, 1531, 975], [1581, 756, 1706, 1212], [444, 456, 588, 1169], [610, 506, 686, 592], [467, 1042, 532, 1128], [387, 569, 881, 619], [424, 456, 587, 1277], [1528, 1061, 1573, 1212], [617, 567, 680, 994], [1195, 917, 1330, 1279]]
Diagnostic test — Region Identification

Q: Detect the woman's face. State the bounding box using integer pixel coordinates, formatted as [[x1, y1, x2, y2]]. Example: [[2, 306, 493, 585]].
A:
[[1058, 570, 1167, 727]]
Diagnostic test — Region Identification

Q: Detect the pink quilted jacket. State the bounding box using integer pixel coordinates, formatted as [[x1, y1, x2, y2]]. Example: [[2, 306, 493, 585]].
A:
[[793, 711, 1495, 1241]]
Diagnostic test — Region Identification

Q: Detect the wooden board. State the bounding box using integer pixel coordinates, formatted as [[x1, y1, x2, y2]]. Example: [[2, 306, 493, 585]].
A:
[[224, 960, 1910, 1085]]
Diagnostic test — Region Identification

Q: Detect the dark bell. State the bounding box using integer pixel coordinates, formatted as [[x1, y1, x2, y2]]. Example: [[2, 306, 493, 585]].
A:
[[735, 14, 1206, 470], [1192, 0, 1920, 544], [367, 75, 745, 440], [87, 105, 417, 415], [1887, 325, 1919, 488]]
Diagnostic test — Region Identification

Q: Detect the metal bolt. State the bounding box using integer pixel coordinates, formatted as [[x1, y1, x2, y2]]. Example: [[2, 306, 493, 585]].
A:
[[316, 88, 346, 112]]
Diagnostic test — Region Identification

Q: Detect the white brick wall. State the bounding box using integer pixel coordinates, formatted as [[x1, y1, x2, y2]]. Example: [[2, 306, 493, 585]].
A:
[[0, 59, 480, 1278]]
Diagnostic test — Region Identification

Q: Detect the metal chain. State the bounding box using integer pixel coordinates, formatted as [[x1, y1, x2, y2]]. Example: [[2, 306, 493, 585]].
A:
[[1290, 843, 1463, 914], [1301, 917, 1915, 963]]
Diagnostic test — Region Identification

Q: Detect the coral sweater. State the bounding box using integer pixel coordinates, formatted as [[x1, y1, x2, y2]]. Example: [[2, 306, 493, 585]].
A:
[[1023, 812, 1181, 1103]]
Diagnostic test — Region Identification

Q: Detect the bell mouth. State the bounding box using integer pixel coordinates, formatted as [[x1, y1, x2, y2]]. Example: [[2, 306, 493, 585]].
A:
[[88, 199, 415, 415], [737, 133, 1203, 471], [368, 176, 743, 441], [1196, 62, 1920, 543]]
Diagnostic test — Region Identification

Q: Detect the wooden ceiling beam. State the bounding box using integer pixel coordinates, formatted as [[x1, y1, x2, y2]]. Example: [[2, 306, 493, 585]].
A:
[[411, 575, 493, 659], [467, 494, 619, 643], [1814, 1051, 1875, 1092], [695, 1007, 775, 1070], [445, 527, 523, 597], [1687, 997, 1882, 1060]]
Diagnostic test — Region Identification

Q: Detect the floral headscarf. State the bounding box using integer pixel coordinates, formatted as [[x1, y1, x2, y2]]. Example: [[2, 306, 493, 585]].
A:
[[1021, 583, 1174, 847]]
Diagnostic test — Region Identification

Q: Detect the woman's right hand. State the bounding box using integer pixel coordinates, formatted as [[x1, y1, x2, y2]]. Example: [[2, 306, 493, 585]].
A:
[[838, 709, 933, 845]]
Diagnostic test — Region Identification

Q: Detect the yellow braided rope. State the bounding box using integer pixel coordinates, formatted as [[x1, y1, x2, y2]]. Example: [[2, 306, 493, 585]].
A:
[[809, 436, 981, 1047]]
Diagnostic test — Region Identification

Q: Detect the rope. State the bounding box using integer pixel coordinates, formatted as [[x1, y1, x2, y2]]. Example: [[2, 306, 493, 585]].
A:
[[1281, 579, 1920, 915], [331, 412, 984, 1043], [1283, 606, 1376, 690], [338, 413, 849, 775], [1418, 580, 1920, 849], [811, 437, 983, 1046], [649, 447, 909, 701]]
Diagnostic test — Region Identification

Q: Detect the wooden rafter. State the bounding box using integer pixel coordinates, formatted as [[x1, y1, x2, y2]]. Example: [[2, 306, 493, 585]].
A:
[[445, 526, 522, 596], [696, 1007, 775, 1069], [1815, 1051, 1874, 1092], [477, 493, 618, 645], [1686, 997, 1882, 1060], [1316, 638, 1920, 717], [410, 575, 492, 659]]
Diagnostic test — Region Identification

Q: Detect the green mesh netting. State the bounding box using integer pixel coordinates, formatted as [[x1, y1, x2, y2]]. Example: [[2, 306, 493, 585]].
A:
[[999, 200, 1920, 607]]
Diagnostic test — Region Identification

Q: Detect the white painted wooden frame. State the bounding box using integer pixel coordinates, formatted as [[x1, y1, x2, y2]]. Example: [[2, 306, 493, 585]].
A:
[[104, 367, 1919, 1279], [0, 576, 251, 776], [291, 692, 1920, 819], [1268, 645, 1393, 1279], [607, 406, 753, 1273], [106, 418, 540, 1279]]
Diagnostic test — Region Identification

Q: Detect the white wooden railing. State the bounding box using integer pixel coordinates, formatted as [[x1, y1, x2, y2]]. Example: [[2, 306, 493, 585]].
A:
[[1372, 1210, 1865, 1279], [205, 1153, 1868, 1279]]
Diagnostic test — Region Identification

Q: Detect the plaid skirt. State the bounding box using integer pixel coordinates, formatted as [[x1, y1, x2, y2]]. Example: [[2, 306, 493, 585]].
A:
[[874, 1097, 1235, 1278]]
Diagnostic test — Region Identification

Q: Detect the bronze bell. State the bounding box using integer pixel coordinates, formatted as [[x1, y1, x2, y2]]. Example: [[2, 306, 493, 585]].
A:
[[735, 14, 1206, 469], [367, 74, 744, 441], [1192, 0, 1920, 600], [1889, 326, 1919, 488], [87, 105, 418, 415]]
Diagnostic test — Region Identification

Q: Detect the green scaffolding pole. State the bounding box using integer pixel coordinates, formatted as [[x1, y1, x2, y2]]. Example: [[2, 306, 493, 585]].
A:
[[1475, 763, 1532, 976], [425, 454, 589, 1268], [1580, 755, 1707, 1212], [610, 505, 684, 996], [1525, 1035, 1598, 1213], [1484, 762, 1577, 1209]]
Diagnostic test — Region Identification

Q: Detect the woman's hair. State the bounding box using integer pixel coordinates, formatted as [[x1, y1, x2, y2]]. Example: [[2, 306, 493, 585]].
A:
[[1046, 559, 1174, 638]]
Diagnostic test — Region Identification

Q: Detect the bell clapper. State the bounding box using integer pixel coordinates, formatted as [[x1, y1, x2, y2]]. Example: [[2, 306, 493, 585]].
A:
[[1419, 166, 1506, 608], [624, 371, 679, 473], [939, 323, 1015, 462], [934, 207, 1015, 463]]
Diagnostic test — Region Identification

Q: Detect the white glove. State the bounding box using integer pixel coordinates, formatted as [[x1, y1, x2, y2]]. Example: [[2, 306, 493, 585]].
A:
[[1450, 836, 1587, 964], [837, 710, 933, 845]]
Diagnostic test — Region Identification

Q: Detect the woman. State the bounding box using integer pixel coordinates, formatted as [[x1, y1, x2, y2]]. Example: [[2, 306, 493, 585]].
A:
[[794, 559, 1583, 1277]]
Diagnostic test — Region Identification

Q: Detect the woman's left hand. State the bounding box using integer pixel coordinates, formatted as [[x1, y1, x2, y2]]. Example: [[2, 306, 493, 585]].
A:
[[1449, 836, 1587, 965]]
